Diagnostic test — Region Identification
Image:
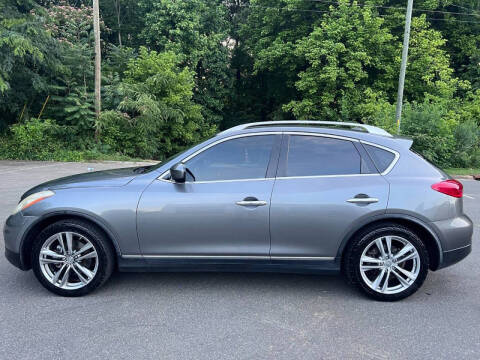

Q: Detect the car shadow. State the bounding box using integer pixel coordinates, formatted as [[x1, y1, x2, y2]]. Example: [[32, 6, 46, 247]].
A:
[[99, 270, 363, 299]]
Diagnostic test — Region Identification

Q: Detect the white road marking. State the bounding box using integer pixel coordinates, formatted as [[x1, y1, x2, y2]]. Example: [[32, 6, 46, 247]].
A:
[[464, 194, 475, 199]]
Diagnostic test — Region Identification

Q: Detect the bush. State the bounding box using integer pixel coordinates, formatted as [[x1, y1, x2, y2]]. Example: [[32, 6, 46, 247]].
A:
[[0, 118, 132, 162], [97, 110, 150, 158], [364, 97, 480, 169], [99, 47, 216, 160], [0, 118, 67, 160], [400, 100, 457, 168]]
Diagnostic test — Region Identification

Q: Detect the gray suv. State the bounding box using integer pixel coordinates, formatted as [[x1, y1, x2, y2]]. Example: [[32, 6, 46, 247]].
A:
[[3, 121, 473, 300]]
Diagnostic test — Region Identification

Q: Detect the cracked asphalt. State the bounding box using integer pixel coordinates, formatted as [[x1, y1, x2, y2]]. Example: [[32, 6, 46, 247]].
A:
[[1, 161, 479, 360]]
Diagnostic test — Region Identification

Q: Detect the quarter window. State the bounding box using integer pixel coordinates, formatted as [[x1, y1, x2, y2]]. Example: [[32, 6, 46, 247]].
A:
[[284, 135, 361, 177], [363, 144, 396, 173], [185, 135, 275, 181]]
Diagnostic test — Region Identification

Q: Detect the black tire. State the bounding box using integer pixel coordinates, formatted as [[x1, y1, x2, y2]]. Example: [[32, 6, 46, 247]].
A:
[[344, 222, 429, 301], [31, 219, 115, 297]]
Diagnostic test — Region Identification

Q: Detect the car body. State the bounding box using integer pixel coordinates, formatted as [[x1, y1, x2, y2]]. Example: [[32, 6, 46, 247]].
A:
[[3, 121, 473, 300]]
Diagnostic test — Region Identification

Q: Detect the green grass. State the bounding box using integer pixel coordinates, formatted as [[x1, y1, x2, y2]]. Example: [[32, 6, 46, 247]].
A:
[[444, 168, 480, 176], [0, 151, 152, 163]]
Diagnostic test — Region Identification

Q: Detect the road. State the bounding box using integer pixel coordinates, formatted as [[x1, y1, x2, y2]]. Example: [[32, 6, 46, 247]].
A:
[[0, 160, 479, 360]]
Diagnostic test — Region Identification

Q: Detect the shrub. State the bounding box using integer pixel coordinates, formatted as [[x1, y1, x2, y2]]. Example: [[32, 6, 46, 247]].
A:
[[99, 47, 216, 160], [97, 110, 150, 158], [400, 100, 457, 168], [0, 118, 67, 160]]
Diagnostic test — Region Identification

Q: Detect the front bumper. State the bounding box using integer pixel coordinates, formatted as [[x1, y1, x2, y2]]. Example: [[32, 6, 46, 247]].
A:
[[5, 248, 23, 269], [3, 212, 36, 270]]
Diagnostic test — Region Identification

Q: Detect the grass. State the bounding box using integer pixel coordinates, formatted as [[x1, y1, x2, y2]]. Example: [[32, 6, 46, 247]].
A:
[[0, 151, 153, 163], [444, 168, 480, 176]]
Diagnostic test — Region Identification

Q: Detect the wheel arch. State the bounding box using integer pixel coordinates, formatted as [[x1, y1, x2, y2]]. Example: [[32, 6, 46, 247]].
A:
[[338, 215, 443, 271], [19, 211, 122, 270]]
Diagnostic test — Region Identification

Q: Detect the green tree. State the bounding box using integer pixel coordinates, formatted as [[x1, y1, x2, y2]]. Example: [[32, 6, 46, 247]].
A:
[[284, 1, 396, 120], [139, 0, 232, 125], [100, 47, 215, 159], [0, 0, 59, 129]]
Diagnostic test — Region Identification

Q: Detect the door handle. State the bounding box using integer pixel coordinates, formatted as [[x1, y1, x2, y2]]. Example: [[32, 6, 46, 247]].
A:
[[236, 197, 267, 207], [347, 194, 379, 204]]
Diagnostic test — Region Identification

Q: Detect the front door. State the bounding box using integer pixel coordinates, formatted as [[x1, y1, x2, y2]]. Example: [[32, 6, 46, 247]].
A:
[[137, 134, 281, 259]]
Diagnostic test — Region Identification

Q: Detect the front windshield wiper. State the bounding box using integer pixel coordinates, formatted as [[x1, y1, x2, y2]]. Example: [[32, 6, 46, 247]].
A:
[[133, 165, 153, 174]]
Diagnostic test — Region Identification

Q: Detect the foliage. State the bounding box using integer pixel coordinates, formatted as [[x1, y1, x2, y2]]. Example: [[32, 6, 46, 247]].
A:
[[284, 1, 395, 121], [139, 0, 232, 124], [99, 47, 215, 159], [400, 100, 457, 167], [1, 0, 480, 168], [0, 0, 59, 130]]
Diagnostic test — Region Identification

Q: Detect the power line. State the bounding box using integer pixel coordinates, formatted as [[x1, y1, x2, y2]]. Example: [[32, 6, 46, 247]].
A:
[[238, 3, 480, 24], [450, 4, 479, 13], [301, 0, 480, 17]]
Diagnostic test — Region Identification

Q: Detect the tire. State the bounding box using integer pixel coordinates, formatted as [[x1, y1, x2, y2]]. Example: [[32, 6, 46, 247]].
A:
[[31, 219, 115, 297], [344, 222, 429, 301]]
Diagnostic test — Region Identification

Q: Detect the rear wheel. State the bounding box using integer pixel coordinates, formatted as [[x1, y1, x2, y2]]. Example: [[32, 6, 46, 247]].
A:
[[31, 219, 115, 296], [344, 223, 429, 301]]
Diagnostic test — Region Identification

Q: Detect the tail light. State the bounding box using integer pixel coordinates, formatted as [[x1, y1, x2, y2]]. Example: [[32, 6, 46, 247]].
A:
[[431, 180, 463, 198]]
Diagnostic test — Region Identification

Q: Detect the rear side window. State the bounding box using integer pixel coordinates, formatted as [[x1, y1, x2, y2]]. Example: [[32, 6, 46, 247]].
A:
[[363, 144, 396, 173], [284, 135, 361, 176]]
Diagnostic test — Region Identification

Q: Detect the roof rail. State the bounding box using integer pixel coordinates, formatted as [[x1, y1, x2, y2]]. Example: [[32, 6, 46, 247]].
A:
[[218, 120, 393, 137]]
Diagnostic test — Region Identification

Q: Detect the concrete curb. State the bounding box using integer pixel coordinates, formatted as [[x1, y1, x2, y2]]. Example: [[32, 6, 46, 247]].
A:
[[454, 175, 474, 180]]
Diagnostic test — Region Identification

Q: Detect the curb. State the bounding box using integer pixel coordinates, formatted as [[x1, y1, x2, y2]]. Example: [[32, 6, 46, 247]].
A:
[[453, 175, 474, 180]]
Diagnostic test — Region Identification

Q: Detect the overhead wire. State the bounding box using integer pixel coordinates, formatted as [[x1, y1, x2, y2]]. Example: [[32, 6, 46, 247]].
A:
[[237, 2, 480, 24]]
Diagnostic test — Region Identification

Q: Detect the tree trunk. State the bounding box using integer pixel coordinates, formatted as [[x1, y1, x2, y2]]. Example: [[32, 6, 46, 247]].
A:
[[93, 0, 101, 141], [115, 0, 122, 46]]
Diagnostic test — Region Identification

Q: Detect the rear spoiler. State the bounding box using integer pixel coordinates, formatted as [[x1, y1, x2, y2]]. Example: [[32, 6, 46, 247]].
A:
[[393, 136, 413, 149]]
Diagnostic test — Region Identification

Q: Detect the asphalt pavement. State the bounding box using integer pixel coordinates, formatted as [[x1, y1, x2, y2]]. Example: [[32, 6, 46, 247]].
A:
[[1, 160, 479, 360]]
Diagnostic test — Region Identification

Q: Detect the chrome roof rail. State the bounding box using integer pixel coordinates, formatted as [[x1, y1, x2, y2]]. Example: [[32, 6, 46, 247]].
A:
[[218, 120, 392, 137]]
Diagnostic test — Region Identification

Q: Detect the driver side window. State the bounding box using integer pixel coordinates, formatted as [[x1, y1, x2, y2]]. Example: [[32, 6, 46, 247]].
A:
[[185, 135, 275, 182]]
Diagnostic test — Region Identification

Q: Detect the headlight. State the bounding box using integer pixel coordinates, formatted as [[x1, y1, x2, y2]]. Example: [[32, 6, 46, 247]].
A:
[[13, 190, 55, 214]]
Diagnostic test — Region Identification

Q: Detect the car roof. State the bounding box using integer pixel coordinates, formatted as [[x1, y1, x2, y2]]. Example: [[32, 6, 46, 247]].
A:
[[216, 121, 412, 153]]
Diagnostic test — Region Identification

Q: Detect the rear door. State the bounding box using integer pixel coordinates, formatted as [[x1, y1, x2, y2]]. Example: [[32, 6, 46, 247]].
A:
[[269, 133, 390, 259]]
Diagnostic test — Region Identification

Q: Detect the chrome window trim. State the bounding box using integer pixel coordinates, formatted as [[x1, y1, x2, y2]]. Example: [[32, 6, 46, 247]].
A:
[[157, 130, 396, 182], [275, 173, 381, 180], [122, 254, 335, 261], [159, 177, 275, 184], [359, 140, 400, 176]]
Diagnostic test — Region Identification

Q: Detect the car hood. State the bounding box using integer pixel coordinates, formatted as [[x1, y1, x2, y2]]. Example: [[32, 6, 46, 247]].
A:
[[21, 167, 145, 200]]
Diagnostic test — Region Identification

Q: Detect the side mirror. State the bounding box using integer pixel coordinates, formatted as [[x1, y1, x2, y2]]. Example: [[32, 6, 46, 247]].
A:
[[170, 163, 186, 183]]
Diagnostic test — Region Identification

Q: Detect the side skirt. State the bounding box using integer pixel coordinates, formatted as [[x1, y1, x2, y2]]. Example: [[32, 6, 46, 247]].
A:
[[117, 256, 341, 274]]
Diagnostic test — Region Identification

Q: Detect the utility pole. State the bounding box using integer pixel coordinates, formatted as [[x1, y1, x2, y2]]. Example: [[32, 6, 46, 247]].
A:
[[93, 0, 101, 140], [395, 0, 413, 133]]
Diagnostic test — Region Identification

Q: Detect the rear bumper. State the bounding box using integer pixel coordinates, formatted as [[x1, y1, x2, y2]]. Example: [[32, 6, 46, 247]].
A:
[[432, 214, 473, 270], [440, 244, 472, 269]]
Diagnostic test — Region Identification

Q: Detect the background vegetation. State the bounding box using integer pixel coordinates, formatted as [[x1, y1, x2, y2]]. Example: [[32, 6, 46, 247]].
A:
[[1, 0, 480, 169]]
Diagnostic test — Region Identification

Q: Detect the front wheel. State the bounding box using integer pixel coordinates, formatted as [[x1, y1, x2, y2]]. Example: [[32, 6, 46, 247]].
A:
[[344, 223, 429, 301], [31, 219, 115, 296]]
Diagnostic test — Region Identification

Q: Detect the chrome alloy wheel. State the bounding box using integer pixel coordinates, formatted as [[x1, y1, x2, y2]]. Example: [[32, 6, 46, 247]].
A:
[[359, 236, 421, 295], [39, 232, 98, 290]]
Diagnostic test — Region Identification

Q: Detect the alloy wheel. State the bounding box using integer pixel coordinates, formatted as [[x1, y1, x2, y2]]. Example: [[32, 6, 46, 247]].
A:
[[359, 235, 421, 295], [39, 231, 98, 290]]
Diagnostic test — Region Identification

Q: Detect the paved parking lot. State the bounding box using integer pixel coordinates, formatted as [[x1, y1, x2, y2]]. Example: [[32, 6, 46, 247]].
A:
[[1, 160, 479, 360]]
